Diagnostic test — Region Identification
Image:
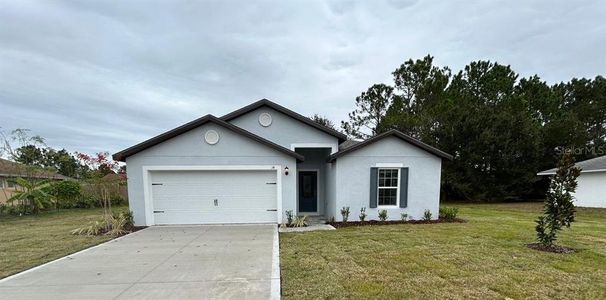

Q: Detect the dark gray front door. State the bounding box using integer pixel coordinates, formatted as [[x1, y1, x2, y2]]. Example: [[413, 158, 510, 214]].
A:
[[298, 171, 318, 213]]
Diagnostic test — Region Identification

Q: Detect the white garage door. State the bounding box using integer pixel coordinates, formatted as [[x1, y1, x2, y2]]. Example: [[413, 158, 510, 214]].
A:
[[150, 170, 278, 225]]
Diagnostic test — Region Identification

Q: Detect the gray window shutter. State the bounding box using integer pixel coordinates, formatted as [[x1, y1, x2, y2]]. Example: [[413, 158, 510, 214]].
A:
[[369, 167, 378, 208], [400, 167, 409, 208]]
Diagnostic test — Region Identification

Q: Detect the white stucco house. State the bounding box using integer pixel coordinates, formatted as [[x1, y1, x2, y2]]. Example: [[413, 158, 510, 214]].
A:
[[538, 155, 606, 208], [114, 99, 452, 226]]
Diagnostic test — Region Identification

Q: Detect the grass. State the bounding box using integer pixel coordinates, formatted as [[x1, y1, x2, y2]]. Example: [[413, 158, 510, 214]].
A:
[[0, 206, 129, 279], [280, 203, 606, 299]]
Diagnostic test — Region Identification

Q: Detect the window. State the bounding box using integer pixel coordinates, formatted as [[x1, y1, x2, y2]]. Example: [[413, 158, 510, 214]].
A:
[[378, 168, 399, 206]]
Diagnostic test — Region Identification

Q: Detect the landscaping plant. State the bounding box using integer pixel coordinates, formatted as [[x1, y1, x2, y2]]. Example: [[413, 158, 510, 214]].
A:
[[400, 213, 408, 221], [7, 178, 55, 214], [359, 207, 367, 221], [340, 206, 350, 222], [534, 151, 580, 248], [439, 207, 459, 221], [285, 210, 294, 226], [292, 215, 308, 227], [423, 209, 432, 221], [378, 209, 388, 221], [75, 152, 125, 234]]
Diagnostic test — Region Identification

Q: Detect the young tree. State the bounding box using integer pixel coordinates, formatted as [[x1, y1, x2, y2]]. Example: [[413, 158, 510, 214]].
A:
[[535, 151, 581, 247], [76, 152, 122, 229], [341, 83, 394, 139]]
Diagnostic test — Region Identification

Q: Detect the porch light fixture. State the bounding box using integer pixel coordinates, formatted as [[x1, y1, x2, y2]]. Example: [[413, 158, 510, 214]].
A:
[[284, 166, 289, 176]]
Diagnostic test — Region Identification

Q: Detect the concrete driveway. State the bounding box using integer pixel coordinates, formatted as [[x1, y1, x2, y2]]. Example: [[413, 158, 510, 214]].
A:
[[0, 225, 279, 299]]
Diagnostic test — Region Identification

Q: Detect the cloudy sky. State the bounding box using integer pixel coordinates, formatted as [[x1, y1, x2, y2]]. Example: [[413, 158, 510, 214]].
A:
[[1, 0, 604, 156]]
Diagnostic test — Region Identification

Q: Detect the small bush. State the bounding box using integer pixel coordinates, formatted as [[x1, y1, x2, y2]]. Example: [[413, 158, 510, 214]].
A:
[[285, 210, 294, 225], [378, 209, 388, 221], [292, 215, 308, 227], [0, 204, 21, 215], [423, 209, 432, 221], [71, 211, 134, 236], [401, 213, 408, 221], [110, 195, 126, 206], [439, 207, 459, 221], [340, 206, 350, 222], [74, 195, 97, 208], [359, 207, 367, 222], [48, 180, 81, 209]]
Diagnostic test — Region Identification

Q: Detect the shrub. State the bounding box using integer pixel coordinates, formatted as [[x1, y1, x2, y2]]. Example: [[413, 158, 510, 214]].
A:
[[423, 209, 432, 221], [292, 215, 307, 227], [285, 210, 294, 226], [110, 195, 126, 206], [49, 180, 81, 208], [72, 211, 134, 236], [378, 209, 388, 221], [401, 213, 408, 221], [0, 204, 21, 215], [340, 206, 350, 222], [439, 207, 459, 221], [359, 207, 367, 222], [74, 195, 97, 208]]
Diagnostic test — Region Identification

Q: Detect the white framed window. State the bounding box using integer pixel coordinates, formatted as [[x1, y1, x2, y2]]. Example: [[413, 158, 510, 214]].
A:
[[377, 168, 399, 207]]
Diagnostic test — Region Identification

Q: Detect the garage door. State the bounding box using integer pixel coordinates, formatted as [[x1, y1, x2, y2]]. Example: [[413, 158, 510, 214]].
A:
[[150, 170, 278, 225]]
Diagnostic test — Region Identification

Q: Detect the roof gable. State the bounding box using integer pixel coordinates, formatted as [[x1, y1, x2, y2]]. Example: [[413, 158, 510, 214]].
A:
[[328, 130, 453, 162], [112, 115, 304, 162], [221, 99, 347, 143]]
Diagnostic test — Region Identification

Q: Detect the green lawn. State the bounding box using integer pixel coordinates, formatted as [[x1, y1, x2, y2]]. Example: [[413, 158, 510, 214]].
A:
[[280, 203, 606, 299], [0, 207, 128, 279]]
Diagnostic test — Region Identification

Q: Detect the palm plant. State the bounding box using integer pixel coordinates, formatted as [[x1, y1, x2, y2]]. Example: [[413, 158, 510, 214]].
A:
[[8, 177, 55, 214]]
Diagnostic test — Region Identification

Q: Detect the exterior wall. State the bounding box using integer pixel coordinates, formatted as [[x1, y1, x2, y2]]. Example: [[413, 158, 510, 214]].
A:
[[125, 122, 297, 226], [573, 172, 606, 208], [325, 162, 337, 220], [334, 136, 442, 221], [227, 107, 339, 151], [294, 148, 331, 215]]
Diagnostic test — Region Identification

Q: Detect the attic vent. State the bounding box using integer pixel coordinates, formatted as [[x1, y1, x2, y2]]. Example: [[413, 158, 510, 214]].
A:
[[259, 112, 272, 127], [204, 130, 220, 145]]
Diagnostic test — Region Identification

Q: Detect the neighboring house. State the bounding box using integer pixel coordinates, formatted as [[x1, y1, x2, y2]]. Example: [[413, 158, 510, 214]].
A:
[[113, 99, 452, 226], [0, 158, 71, 203], [538, 155, 606, 208]]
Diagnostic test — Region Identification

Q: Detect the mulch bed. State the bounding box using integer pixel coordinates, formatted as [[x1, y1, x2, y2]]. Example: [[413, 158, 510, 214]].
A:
[[527, 243, 575, 254], [327, 218, 466, 228]]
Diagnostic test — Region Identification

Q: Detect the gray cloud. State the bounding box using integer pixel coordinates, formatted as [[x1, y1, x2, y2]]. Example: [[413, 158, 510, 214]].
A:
[[1, 0, 604, 155]]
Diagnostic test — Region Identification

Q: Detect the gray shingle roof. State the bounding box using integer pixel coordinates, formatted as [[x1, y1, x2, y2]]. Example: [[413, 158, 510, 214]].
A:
[[537, 155, 606, 175], [0, 158, 71, 180]]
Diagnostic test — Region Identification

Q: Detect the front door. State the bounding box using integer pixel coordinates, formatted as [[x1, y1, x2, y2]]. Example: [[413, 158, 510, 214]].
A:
[[298, 171, 318, 213]]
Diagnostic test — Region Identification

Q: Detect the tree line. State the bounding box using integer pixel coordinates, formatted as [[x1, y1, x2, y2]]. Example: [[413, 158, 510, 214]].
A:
[[339, 55, 606, 201]]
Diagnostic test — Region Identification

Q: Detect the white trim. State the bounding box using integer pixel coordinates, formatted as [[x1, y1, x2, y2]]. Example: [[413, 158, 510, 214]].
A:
[[297, 169, 320, 215], [270, 226, 281, 300], [290, 143, 338, 154], [377, 168, 400, 208], [142, 165, 282, 225], [0, 228, 148, 284], [538, 168, 606, 176]]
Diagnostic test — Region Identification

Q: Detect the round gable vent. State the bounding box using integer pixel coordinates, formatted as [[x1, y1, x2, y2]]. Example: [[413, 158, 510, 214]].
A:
[[259, 112, 272, 127], [204, 130, 220, 145]]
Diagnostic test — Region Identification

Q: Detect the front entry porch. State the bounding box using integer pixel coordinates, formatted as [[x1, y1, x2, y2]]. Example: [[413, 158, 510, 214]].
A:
[[294, 147, 332, 217]]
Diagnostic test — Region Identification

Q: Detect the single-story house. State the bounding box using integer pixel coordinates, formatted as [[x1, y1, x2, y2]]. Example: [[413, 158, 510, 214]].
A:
[[113, 99, 453, 226], [0, 158, 71, 203], [538, 155, 606, 208]]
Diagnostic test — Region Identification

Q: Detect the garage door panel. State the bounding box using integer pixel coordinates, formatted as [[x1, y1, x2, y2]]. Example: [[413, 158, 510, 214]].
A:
[[150, 170, 277, 225]]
